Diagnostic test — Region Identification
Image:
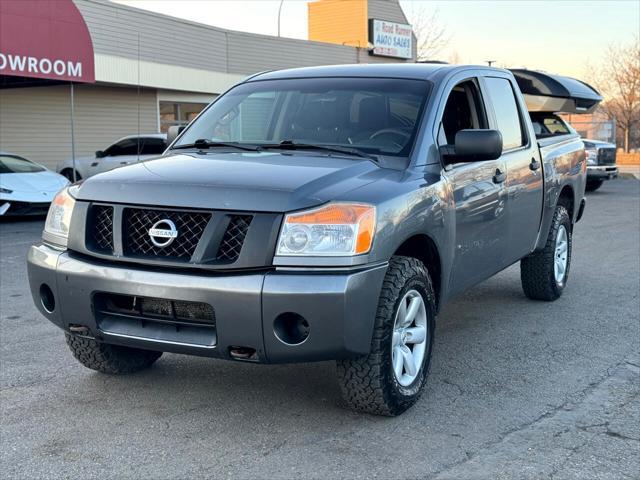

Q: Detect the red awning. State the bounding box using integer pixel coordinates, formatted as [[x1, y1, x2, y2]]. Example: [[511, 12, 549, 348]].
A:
[[0, 0, 95, 83]]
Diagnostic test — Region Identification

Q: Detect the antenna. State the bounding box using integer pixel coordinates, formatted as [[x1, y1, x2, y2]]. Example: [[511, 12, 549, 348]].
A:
[[137, 31, 141, 161]]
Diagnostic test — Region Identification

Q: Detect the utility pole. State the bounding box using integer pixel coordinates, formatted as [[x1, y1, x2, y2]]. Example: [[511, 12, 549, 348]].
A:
[[69, 83, 76, 183], [486, 60, 496, 66]]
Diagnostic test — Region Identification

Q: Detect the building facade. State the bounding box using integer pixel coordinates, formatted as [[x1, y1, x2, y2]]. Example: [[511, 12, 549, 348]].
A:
[[0, 0, 415, 170]]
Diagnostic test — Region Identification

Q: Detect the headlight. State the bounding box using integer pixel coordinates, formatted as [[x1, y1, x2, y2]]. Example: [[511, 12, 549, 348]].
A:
[[586, 149, 598, 165], [43, 187, 76, 247], [276, 203, 376, 256]]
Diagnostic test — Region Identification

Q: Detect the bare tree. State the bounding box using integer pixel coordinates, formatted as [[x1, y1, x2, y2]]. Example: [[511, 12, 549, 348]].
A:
[[405, 5, 450, 62], [589, 38, 640, 152], [448, 50, 462, 65]]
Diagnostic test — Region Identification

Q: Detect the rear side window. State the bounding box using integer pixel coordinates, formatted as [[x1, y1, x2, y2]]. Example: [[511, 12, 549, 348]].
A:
[[107, 138, 139, 156], [140, 138, 167, 155], [484, 77, 525, 150]]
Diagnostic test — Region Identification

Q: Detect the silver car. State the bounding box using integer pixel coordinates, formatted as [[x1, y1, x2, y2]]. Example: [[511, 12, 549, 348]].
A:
[[57, 134, 167, 181]]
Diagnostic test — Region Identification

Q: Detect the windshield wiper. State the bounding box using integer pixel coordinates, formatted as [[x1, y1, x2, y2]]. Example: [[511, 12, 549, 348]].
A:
[[260, 140, 379, 162], [172, 139, 262, 152]]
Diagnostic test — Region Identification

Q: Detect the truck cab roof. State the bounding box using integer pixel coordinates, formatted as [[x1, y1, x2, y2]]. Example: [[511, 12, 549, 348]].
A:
[[249, 63, 509, 82]]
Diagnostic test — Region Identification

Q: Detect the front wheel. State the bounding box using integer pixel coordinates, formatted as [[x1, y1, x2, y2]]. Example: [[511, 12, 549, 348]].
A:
[[520, 204, 572, 301], [65, 333, 162, 374], [337, 256, 436, 416]]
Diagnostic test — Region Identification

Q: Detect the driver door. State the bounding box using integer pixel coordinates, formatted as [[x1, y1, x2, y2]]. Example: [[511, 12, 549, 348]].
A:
[[440, 78, 508, 295]]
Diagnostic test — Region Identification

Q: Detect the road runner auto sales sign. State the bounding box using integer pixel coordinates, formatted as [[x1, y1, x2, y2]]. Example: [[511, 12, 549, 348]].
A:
[[0, 0, 95, 83], [369, 19, 413, 60]]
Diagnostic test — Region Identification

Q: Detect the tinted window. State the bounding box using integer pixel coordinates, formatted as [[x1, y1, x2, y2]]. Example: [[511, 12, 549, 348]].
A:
[[107, 138, 139, 156], [484, 77, 525, 150], [140, 138, 167, 155], [0, 155, 45, 173], [176, 78, 431, 157]]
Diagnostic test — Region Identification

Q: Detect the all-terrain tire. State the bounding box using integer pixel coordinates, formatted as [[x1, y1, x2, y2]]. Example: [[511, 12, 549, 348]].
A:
[[337, 256, 436, 416], [65, 333, 162, 374], [520, 204, 572, 301], [585, 179, 604, 192]]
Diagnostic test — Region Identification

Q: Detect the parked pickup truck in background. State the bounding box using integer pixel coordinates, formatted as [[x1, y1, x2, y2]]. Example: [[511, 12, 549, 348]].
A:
[[583, 139, 618, 191], [28, 64, 599, 415]]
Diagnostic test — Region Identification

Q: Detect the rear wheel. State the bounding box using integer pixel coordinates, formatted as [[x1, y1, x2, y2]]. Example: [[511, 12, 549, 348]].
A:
[[586, 179, 604, 192], [65, 333, 162, 374], [520, 204, 572, 301], [337, 256, 436, 416]]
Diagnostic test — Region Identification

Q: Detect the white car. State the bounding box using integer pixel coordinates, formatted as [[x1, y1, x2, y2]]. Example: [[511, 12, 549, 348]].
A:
[[0, 152, 69, 216], [57, 134, 167, 181]]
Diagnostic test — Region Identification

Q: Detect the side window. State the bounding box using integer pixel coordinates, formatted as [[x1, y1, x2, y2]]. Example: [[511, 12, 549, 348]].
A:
[[440, 80, 487, 145], [107, 138, 139, 156], [140, 138, 167, 155], [543, 117, 569, 134], [484, 77, 525, 150]]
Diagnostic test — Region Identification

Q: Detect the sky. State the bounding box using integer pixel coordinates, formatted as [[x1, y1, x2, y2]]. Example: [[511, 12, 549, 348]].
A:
[[114, 0, 639, 79]]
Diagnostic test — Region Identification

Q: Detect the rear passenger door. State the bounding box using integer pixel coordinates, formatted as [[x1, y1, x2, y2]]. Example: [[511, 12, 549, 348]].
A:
[[481, 75, 544, 264], [440, 77, 509, 295]]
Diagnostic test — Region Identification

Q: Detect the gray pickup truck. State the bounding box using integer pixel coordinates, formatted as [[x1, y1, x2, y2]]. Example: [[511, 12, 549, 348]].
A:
[[28, 64, 598, 416], [583, 139, 618, 191]]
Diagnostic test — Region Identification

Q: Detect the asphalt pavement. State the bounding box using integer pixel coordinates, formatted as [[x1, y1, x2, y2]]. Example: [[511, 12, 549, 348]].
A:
[[1, 178, 639, 479]]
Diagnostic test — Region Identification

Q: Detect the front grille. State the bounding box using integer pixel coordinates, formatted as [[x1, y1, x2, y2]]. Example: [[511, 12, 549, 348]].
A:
[[123, 208, 211, 261], [91, 206, 114, 252], [598, 148, 616, 165], [216, 215, 252, 262], [85, 203, 264, 269]]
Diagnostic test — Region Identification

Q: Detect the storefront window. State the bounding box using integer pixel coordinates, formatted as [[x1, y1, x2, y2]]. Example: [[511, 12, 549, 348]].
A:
[[159, 101, 207, 133]]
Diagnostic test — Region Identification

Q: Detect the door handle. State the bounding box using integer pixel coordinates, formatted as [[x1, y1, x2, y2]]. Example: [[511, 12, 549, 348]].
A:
[[530, 158, 541, 171], [493, 168, 506, 184]]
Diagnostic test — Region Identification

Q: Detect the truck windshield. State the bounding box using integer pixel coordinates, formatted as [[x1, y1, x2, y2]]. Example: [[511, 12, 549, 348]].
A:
[[174, 77, 431, 157]]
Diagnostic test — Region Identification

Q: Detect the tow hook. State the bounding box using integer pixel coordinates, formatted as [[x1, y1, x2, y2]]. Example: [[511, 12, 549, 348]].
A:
[[229, 346, 258, 361], [69, 324, 90, 335]]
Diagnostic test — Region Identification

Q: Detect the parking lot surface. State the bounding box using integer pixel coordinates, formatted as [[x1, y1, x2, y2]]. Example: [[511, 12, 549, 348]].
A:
[[1, 179, 639, 479]]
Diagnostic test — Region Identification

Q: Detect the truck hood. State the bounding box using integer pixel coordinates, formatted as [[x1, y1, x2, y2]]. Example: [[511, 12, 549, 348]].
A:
[[74, 151, 386, 212]]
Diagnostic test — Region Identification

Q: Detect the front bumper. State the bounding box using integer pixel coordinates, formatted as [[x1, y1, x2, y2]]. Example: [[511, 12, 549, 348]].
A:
[[587, 165, 618, 180], [27, 245, 387, 363]]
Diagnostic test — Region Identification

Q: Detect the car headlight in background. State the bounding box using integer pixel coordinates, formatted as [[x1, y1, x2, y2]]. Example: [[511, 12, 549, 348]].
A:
[[276, 203, 376, 256], [586, 148, 598, 165], [43, 187, 76, 247]]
